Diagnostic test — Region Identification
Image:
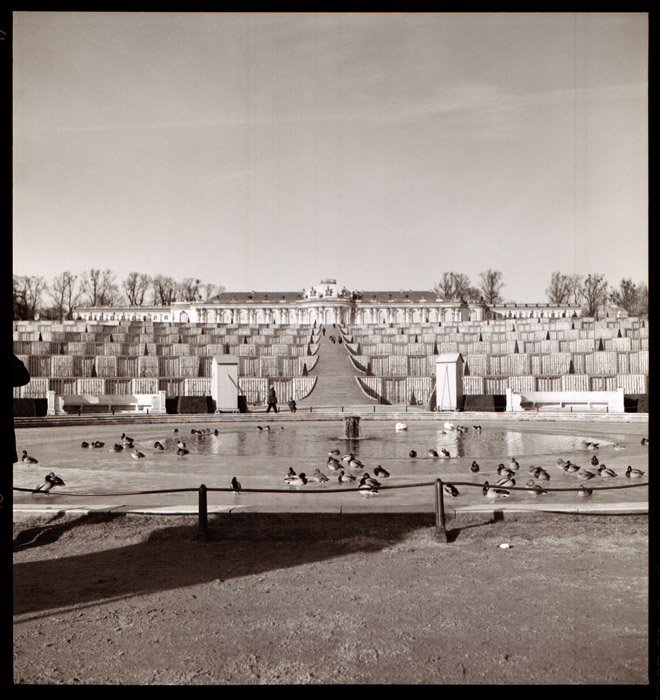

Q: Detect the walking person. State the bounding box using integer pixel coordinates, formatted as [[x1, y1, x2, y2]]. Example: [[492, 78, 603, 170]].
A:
[[266, 385, 278, 413]]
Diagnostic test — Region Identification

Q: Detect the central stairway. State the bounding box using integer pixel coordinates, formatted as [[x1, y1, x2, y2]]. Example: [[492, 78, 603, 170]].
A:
[[296, 327, 378, 407]]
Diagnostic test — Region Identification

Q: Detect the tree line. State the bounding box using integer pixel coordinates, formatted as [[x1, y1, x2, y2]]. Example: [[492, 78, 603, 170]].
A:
[[12, 269, 226, 321], [433, 269, 648, 317], [12, 267, 648, 321]]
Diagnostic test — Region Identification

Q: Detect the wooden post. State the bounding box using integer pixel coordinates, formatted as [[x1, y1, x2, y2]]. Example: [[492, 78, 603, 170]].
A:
[[435, 479, 448, 542], [198, 484, 208, 538]]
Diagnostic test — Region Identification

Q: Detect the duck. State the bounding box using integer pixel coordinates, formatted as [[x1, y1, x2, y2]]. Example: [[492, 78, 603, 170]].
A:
[[338, 470, 357, 484], [625, 466, 645, 479], [287, 467, 297, 477], [172, 428, 179, 433], [578, 485, 593, 497], [533, 467, 550, 482], [358, 477, 379, 497], [110, 443, 124, 452], [285, 472, 308, 487], [153, 441, 165, 451], [132, 449, 146, 460], [81, 441, 90, 449], [395, 422, 408, 431], [555, 458, 567, 471], [444, 422, 456, 430], [230, 476, 242, 493], [360, 473, 381, 490], [176, 440, 187, 450], [36, 472, 65, 493], [440, 448, 451, 459], [257, 426, 264, 431], [470, 461, 480, 473], [374, 465, 390, 479], [526, 480, 549, 497], [482, 481, 510, 499], [341, 452, 356, 463], [641, 437, 649, 445], [21, 450, 38, 464], [121, 433, 134, 443], [326, 457, 341, 471], [348, 456, 365, 469], [497, 465, 515, 477], [310, 469, 330, 484], [597, 465, 618, 478], [509, 458, 520, 471], [429, 449, 440, 458], [176, 446, 190, 457], [563, 461, 580, 474], [328, 449, 341, 458], [577, 469, 596, 481], [93, 441, 105, 448], [495, 476, 515, 488], [590, 455, 599, 466], [409, 450, 417, 458], [443, 482, 460, 498], [473, 425, 482, 432], [213, 429, 219, 436]]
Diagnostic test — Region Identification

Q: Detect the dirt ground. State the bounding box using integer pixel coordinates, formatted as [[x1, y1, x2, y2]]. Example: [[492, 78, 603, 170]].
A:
[[12, 509, 649, 686]]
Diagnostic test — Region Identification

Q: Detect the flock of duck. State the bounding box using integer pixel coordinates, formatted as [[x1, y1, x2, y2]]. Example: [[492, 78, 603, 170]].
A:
[[18, 425, 648, 500]]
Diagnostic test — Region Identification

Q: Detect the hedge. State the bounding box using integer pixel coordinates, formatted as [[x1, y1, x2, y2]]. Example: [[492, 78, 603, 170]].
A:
[[13, 398, 48, 417]]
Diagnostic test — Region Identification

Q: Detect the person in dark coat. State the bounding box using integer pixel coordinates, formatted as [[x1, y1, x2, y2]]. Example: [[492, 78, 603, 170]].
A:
[[266, 386, 278, 413], [12, 355, 30, 464]]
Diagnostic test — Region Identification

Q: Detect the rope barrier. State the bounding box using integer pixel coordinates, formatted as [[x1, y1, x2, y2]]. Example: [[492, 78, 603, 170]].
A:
[[12, 480, 649, 497]]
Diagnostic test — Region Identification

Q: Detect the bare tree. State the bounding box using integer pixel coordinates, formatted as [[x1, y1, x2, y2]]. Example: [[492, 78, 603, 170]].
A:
[[634, 282, 648, 316], [545, 272, 571, 305], [203, 282, 226, 301], [434, 272, 473, 299], [478, 269, 504, 305], [48, 271, 80, 320], [178, 277, 203, 302], [567, 273, 584, 305], [123, 272, 152, 306], [81, 268, 121, 306], [152, 275, 178, 305], [609, 278, 639, 315], [13, 274, 47, 319], [580, 273, 609, 317]]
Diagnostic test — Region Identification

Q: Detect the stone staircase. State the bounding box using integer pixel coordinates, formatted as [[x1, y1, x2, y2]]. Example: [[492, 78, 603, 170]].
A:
[[296, 327, 378, 407]]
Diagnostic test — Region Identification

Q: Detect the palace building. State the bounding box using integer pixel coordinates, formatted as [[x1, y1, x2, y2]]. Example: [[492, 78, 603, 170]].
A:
[[73, 278, 582, 324]]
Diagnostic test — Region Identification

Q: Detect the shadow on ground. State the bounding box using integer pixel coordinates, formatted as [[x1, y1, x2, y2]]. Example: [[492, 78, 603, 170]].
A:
[[14, 512, 448, 617]]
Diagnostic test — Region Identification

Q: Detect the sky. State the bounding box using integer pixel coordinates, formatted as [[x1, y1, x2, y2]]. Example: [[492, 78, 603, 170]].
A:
[[12, 12, 648, 303]]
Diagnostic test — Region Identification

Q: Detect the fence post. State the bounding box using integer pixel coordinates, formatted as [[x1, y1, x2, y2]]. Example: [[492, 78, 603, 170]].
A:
[[198, 484, 209, 538], [435, 479, 448, 542]]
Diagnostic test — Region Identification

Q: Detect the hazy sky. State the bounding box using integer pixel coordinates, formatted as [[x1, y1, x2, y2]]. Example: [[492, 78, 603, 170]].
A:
[[12, 12, 648, 302]]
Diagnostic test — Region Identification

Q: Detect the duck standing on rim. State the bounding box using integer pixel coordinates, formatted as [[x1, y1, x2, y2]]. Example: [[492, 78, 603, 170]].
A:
[[230, 476, 242, 493], [482, 481, 510, 499], [285, 472, 307, 487], [35, 472, 65, 493], [443, 482, 460, 497]]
